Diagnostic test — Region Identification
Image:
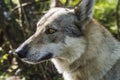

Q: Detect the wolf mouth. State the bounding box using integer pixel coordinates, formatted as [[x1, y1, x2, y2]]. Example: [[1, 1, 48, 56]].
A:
[[21, 53, 53, 64]]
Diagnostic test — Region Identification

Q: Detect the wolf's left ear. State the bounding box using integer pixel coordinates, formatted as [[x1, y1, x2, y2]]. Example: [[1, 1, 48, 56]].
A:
[[74, 0, 95, 24]]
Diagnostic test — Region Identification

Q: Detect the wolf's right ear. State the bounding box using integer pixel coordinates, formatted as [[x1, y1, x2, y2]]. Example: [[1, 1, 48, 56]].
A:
[[74, 0, 95, 25]]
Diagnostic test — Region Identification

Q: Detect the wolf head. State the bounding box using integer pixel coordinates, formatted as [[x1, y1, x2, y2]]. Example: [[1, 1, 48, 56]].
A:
[[15, 0, 95, 64]]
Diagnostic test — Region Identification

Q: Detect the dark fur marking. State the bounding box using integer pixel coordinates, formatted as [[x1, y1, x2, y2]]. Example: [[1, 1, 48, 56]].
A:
[[39, 53, 53, 61]]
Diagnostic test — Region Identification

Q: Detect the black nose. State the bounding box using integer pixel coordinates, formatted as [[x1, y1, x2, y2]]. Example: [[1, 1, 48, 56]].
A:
[[15, 44, 29, 58]]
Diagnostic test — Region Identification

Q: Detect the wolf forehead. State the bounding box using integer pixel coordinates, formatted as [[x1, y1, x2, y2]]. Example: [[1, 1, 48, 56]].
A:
[[35, 8, 83, 37], [36, 8, 77, 28]]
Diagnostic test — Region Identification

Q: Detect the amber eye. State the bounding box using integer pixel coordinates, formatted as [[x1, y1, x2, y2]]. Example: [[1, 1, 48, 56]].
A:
[[45, 28, 57, 34]]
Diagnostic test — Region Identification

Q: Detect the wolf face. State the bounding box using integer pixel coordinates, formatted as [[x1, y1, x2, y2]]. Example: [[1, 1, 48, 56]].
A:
[[15, 0, 94, 64], [15, 7, 87, 64]]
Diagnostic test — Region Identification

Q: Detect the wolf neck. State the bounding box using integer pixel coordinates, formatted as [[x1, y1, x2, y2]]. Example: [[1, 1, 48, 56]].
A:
[[51, 20, 120, 80]]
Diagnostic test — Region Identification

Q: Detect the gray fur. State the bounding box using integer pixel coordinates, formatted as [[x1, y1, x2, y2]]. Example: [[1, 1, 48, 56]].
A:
[[15, 0, 120, 80], [101, 59, 120, 80]]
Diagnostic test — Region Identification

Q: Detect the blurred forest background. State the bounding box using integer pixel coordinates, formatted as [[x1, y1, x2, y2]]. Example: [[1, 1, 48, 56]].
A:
[[0, 0, 120, 80]]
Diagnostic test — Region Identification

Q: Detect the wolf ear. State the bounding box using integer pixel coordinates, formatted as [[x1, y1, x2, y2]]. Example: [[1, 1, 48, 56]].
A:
[[74, 0, 95, 23]]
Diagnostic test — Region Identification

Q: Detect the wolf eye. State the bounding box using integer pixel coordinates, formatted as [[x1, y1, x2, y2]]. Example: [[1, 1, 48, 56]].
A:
[[45, 28, 57, 34]]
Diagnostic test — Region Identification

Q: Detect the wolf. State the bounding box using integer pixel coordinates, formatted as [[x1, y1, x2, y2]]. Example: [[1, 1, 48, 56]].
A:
[[15, 0, 120, 80]]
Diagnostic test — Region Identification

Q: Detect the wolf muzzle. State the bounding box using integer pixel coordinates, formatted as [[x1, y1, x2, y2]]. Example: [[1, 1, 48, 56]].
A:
[[15, 43, 54, 62]]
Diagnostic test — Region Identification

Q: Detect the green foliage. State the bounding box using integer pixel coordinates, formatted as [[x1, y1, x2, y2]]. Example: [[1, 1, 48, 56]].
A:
[[94, 0, 117, 33], [60, 0, 81, 6]]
